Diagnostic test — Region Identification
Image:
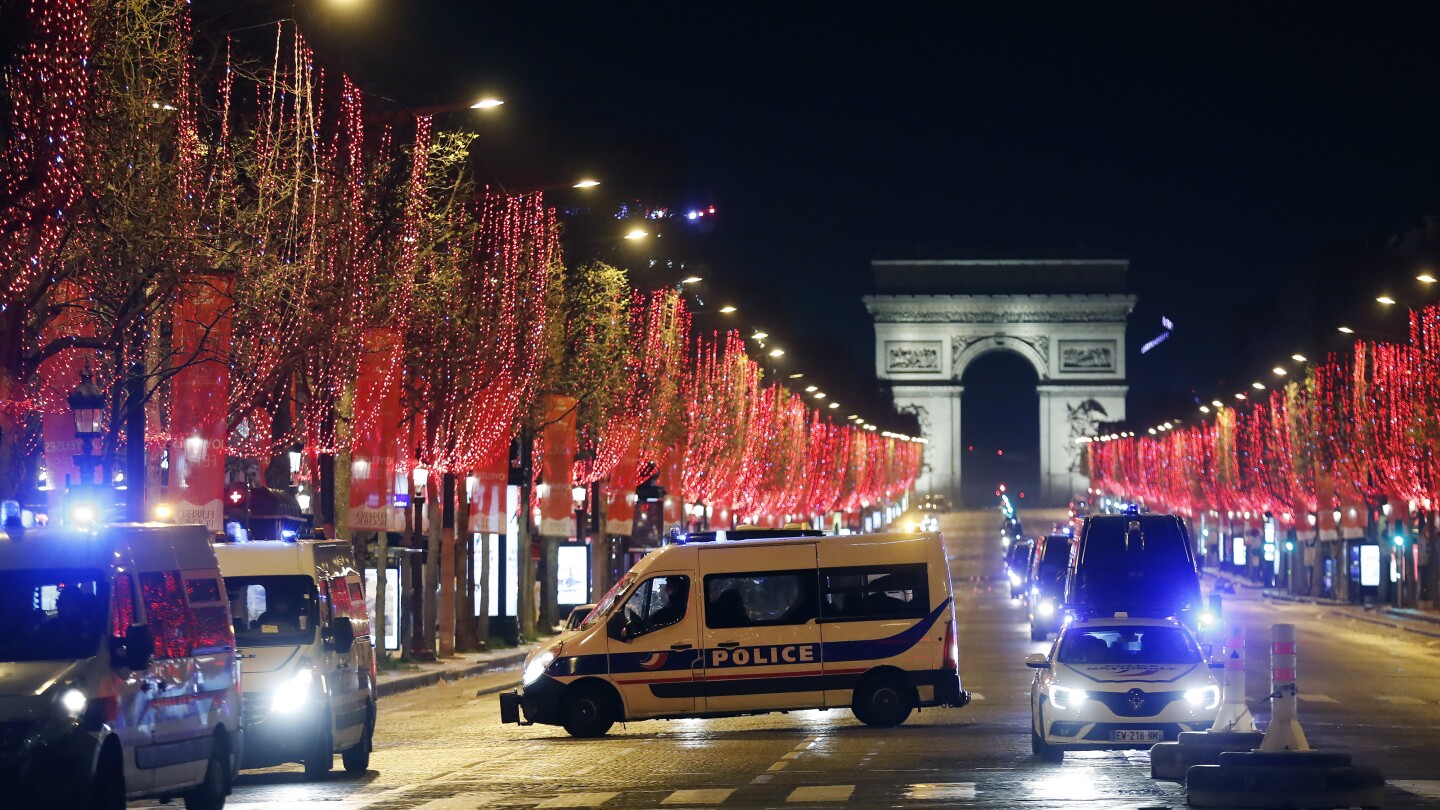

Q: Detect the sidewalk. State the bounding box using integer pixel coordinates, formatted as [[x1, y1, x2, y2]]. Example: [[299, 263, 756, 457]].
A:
[[1209, 568, 1440, 639], [376, 642, 539, 699]]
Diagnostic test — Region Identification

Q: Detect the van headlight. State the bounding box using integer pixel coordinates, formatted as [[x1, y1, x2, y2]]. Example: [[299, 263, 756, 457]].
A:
[[1008, 571, 1022, 586], [1037, 599, 1056, 617], [272, 667, 315, 713], [1048, 685, 1088, 710], [59, 688, 87, 719], [523, 649, 558, 686], [1185, 685, 1221, 710], [1198, 609, 1217, 628]]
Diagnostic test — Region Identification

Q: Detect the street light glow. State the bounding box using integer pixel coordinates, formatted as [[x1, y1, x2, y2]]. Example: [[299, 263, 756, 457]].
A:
[[1235, 392, 1247, 400], [624, 228, 648, 240], [828, 402, 839, 409], [1251, 381, 1265, 390], [572, 178, 600, 188], [1420, 273, 1437, 284], [769, 348, 785, 357], [1199, 405, 1210, 413], [1337, 326, 1354, 334], [470, 97, 505, 109], [1272, 367, 1286, 375], [718, 305, 737, 313], [1377, 296, 1396, 305], [805, 385, 818, 392], [751, 331, 768, 340], [1292, 354, 1307, 362], [1211, 400, 1223, 408], [814, 392, 826, 399], [788, 373, 804, 379], [680, 276, 703, 284]]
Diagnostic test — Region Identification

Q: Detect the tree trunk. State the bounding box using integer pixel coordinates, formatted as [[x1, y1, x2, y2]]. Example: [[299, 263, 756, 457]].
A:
[[422, 486, 442, 659], [457, 477, 478, 651], [438, 472, 456, 657], [374, 531, 388, 663], [592, 479, 610, 601], [540, 534, 558, 632], [517, 431, 536, 640], [477, 528, 491, 647]]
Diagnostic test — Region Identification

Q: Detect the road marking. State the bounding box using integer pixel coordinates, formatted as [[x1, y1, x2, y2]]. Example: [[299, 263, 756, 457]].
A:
[[535, 793, 620, 808], [1378, 695, 1426, 705], [1297, 693, 1338, 703], [905, 782, 978, 801], [662, 788, 736, 805], [767, 760, 790, 771], [794, 734, 818, 750], [410, 796, 507, 809], [968, 692, 985, 700], [786, 785, 855, 802], [751, 774, 773, 784], [1393, 780, 1440, 799], [782, 751, 804, 759]]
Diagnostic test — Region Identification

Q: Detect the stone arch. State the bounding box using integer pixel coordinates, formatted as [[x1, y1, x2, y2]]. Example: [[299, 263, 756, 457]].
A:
[[952, 335, 1049, 383], [864, 258, 1136, 507]]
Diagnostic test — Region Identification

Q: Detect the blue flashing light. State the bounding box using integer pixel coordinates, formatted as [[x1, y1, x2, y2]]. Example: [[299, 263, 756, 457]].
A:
[[1285, 541, 1294, 552]]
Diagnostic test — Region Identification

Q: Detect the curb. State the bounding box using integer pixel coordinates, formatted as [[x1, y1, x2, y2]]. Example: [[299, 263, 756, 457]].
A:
[[376, 647, 533, 699]]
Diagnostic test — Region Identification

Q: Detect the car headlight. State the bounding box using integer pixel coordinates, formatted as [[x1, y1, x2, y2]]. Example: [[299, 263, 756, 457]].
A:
[[1048, 684, 1088, 710], [523, 649, 558, 686], [1185, 685, 1221, 710], [1037, 599, 1056, 617], [1198, 609, 1217, 628], [59, 687, 87, 720], [1008, 571, 1022, 586], [272, 666, 315, 714]]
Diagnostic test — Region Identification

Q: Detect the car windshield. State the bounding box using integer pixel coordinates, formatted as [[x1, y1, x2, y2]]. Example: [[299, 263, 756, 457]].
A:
[[225, 575, 318, 647], [1057, 626, 1202, 665], [580, 574, 636, 630], [0, 568, 108, 662]]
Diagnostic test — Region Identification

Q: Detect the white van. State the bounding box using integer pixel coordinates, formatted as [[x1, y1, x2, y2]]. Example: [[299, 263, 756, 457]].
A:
[[499, 530, 969, 737], [0, 523, 241, 809], [213, 539, 375, 777]]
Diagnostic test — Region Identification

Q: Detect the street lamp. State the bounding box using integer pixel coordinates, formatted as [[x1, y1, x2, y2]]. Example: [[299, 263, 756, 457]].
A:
[[470, 97, 505, 110], [68, 368, 106, 488]]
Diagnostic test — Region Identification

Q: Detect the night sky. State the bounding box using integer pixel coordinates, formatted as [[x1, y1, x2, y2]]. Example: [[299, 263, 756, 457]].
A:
[[252, 2, 1440, 435]]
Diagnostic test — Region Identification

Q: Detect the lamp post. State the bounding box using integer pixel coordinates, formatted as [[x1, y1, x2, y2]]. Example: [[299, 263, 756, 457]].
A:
[[68, 368, 106, 490]]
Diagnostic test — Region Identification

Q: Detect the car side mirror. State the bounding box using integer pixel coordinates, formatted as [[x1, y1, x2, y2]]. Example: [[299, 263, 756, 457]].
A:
[[1024, 653, 1050, 669], [607, 613, 628, 641], [326, 618, 355, 654], [115, 625, 153, 671]]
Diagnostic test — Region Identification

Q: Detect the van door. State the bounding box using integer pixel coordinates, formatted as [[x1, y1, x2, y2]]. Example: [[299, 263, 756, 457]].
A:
[[108, 571, 153, 795], [605, 572, 700, 719], [136, 570, 211, 790], [322, 574, 365, 749], [698, 544, 823, 713]]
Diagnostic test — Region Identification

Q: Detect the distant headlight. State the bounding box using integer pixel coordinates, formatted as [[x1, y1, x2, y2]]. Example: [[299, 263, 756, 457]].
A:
[[1049, 685, 1088, 710], [1037, 599, 1056, 617], [523, 649, 558, 686], [1008, 571, 1022, 586], [272, 667, 314, 713], [1185, 685, 1221, 710]]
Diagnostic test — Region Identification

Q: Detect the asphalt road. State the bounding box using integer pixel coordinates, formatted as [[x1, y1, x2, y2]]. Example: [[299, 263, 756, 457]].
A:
[[138, 509, 1440, 808]]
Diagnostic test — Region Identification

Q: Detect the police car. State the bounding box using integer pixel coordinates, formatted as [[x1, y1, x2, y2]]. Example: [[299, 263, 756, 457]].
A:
[[500, 530, 969, 736], [1026, 615, 1219, 761]]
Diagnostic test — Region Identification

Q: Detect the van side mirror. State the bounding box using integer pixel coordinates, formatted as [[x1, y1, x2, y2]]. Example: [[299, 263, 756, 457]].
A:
[[1024, 653, 1050, 669], [607, 613, 630, 641], [326, 618, 355, 654], [114, 625, 153, 671]]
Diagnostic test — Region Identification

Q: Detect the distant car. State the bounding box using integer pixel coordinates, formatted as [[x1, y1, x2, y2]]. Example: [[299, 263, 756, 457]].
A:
[[1027, 533, 1070, 641], [564, 604, 597, 631], [917, 493, 953, 513], [1006, 538, 1034, 599], [1027, 615, 1220, 762], [920, 514, 940, 533]]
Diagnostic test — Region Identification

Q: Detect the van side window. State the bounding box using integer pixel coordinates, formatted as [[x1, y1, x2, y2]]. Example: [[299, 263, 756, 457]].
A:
[[819, 564, 929, 621], [140, 571, 193, 659], [618, 575, 690, 638], [184, 572, 234, 653], [704, 571, 817, 629]]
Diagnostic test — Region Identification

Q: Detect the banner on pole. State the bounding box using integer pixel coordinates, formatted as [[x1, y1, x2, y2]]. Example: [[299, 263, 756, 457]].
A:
[[168, 277, 232, 533], [470, 441, 510, 534], [349, 329, 403, 533], [539, 395, 577, 536]]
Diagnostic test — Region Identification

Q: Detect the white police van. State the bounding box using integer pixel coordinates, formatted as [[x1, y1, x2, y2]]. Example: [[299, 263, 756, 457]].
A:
[[499, 530, 968, 736], [0, 523, 241, 809], [213, 539, 375, 777]]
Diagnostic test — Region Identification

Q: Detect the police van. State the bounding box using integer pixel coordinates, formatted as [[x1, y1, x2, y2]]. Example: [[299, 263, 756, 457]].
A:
[[213, 539, 376, 777], [499, 530, 968, 737], [0, 523, 241, 809]]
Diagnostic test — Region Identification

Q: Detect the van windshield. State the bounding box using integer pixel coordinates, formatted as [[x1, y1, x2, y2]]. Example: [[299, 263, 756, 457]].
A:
[[0, 569, 108, 662], [225, 575, 318, 646], [581, 573, 636, 630]]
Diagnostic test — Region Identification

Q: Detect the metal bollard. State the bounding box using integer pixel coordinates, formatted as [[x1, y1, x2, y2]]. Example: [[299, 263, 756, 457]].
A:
[[1259, 623, 1309, 751], [1210, 625, 1257, 733]]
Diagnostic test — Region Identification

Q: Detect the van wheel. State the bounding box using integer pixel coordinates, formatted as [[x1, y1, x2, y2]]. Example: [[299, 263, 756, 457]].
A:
[[853, 673, 914, 728], [88, 743, 125, 810], [342, 702, 375, 774], [183, 734, 229, 810], [561, 683, 616, 738], [304, 713, 334, 778]]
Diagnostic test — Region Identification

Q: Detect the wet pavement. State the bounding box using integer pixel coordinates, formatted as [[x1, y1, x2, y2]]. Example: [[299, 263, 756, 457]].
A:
[[135, 509, 1440, 808]]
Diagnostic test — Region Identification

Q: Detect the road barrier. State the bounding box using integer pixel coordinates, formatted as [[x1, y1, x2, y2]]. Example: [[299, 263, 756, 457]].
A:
[[1184, 624, 1385, 809], [1150, 625, 1262, 780]]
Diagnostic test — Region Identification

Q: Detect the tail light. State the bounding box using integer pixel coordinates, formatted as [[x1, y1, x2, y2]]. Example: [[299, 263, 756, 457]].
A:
[[943, 619, 959, 671]]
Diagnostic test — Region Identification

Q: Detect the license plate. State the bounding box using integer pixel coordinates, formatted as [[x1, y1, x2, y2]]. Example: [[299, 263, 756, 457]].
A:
[[1112, 729, 1163, 742]]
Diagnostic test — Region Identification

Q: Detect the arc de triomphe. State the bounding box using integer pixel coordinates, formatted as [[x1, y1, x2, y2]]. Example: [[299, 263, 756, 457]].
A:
[[864, 259, 1136, 507]]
